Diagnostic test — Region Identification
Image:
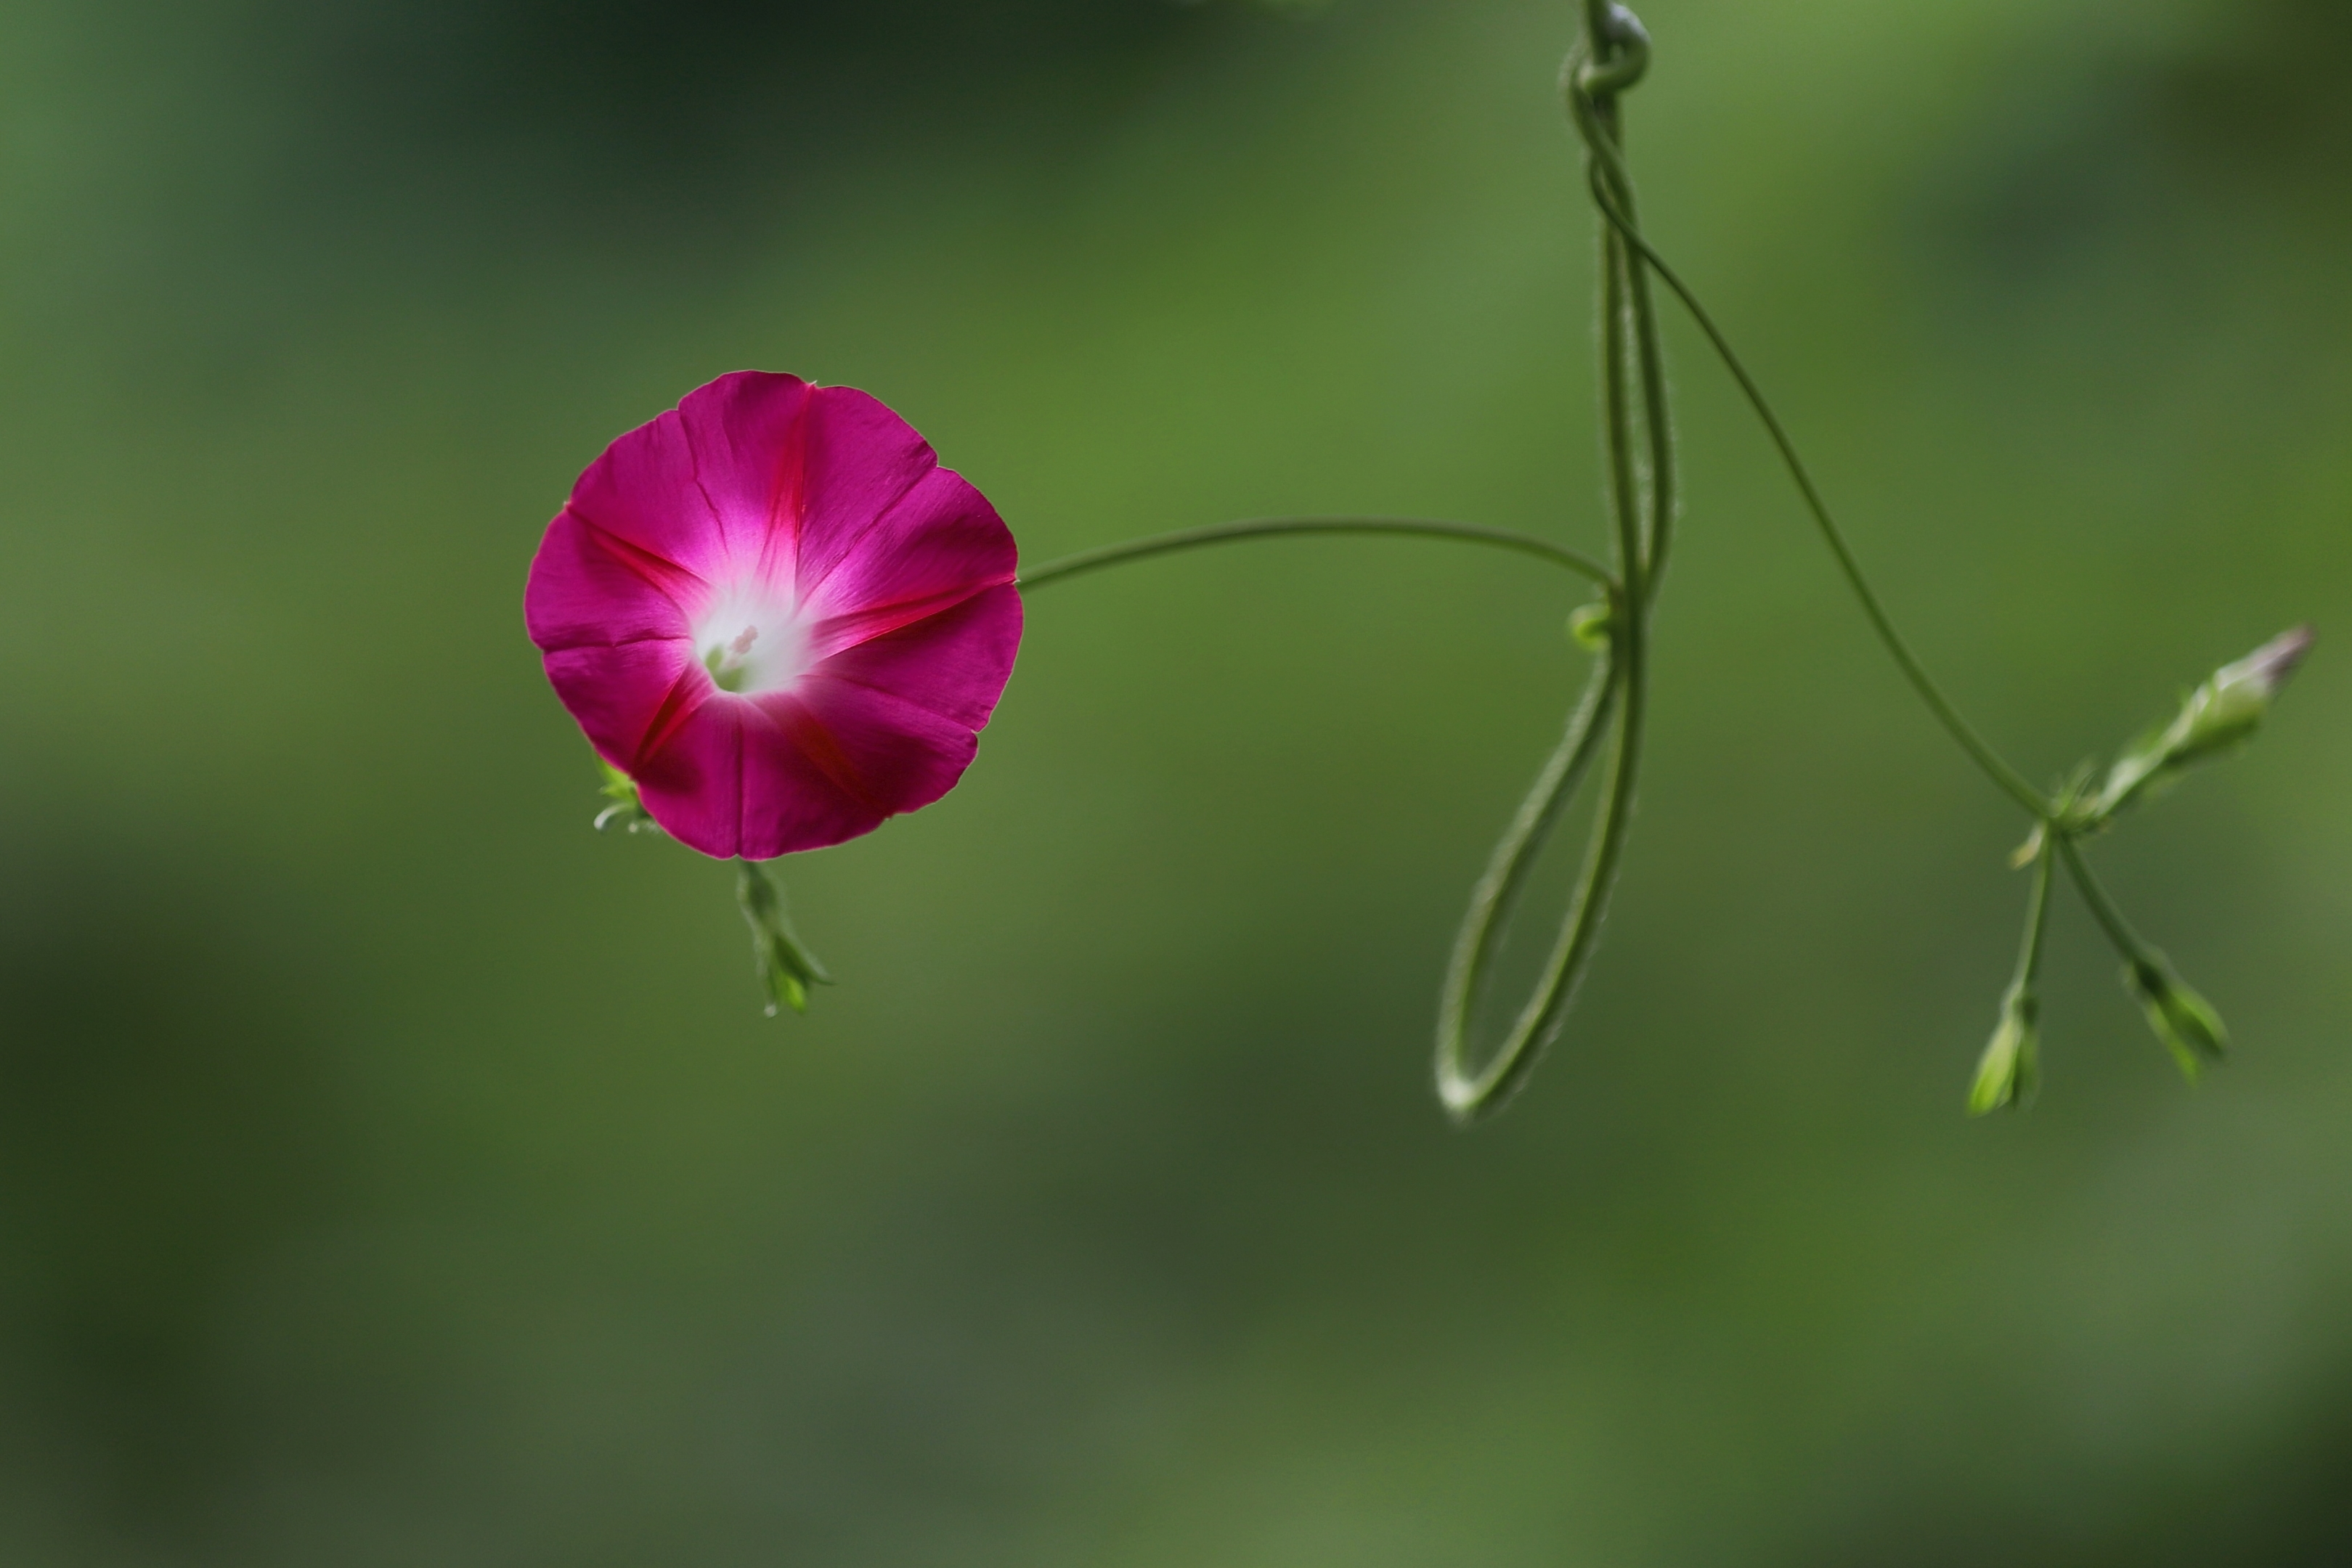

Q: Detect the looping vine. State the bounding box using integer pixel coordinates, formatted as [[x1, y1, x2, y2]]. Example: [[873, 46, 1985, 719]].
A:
[[1433, 3, 1665, 1122], [1022, 1, 2303, 1121]]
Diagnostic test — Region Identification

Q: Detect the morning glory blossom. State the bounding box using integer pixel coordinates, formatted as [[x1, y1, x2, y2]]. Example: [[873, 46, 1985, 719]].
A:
[[526, 372, 1021, 859]]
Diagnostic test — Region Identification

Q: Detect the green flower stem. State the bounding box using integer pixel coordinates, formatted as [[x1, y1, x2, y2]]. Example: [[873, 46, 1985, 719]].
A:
[[737, 858, 832, 1016], [1574, 157, 2051, 821], [1015, 5, 2075, 1122], [2015, 837, 2057, 991], [1015, 516, 1616, 595], [2059, 830, 2229, 1077], [1600, 234, 1648, 604], [2054, 833, 2155, 969], [1969, 840, 2054, 1114]]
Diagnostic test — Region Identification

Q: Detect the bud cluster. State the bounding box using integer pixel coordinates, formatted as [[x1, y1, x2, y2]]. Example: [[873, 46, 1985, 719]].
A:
[[1971, 628, 2308, 1114]]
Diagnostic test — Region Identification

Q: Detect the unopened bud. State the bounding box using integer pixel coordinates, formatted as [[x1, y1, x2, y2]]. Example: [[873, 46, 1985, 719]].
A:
[[2123, 952, 2227, 1082], [2093, 626, 2313, 820], [736, 859, 833, 1016], [1967, 981, 2040, 1116], [1567, 601, 1614, 651]]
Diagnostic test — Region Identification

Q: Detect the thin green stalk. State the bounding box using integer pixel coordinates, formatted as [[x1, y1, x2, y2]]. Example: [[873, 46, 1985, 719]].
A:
[[2016, 841, 2056, 992], [1568, 26, 1673, 595], [1627, 258, 1675, 592], [2055, 833, 2152, 966], [1600, 233, 1647, 606], [1968, 838, 2055, 1114], [1015, 515, 1615, 594], [1577, 162, 2050, 820]]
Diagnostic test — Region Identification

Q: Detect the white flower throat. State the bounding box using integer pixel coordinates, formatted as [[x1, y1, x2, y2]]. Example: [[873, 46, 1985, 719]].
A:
[[694, 583, 813, 696]]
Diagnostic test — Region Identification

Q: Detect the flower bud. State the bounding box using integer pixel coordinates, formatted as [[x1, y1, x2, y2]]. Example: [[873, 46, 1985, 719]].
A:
[[2123, 952, 2226, 1081], [736, 859, 832, 1016], [2093, 626, 2314, 819], [1967, 981, 2039, 1116], [1567, 601, 1615, 651]]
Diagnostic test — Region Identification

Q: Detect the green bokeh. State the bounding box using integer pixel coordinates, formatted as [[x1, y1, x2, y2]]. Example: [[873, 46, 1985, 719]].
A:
[[2, 1, 2347, 1561]]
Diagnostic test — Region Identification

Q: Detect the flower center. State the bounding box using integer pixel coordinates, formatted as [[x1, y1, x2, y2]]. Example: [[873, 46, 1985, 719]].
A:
[[693, 584, 810, 697]]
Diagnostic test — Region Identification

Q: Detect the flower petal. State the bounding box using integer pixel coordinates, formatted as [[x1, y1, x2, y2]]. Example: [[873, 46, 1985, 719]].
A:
[[634, 675, 990, 859], [566, 400, 728, 581], [756, 678, 982, 835], [541, 637, 702, 774], [632, 699, 751, 858], [801, 467, 1017, 659], [810, 584, 1023, 730], [672, 371, 816, 585], [524, 507, 698, 654], [788, 385, 957, 602]]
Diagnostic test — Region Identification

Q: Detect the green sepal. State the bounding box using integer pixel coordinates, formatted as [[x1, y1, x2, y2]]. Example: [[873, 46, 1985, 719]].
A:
[[593, 761, 664, 836], [1968, 981, 2040, 1116], [2122, 952, 2227, 1082], [736, 859, 833, 1017]]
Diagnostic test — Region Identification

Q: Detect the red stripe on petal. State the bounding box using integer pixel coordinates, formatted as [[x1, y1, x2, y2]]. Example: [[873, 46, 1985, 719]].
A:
[[762, 696, 890, 816], [788, 386, 943, 602], [541, 637, 699, 775], [735, 698, 890, 857], [567, 404, 730, 581], [635, 663, 715, 763], [808, 584, 1022, 731], [674, 372, 817, 591], [797, 465, 1014, 633], [526, 510, 697, 654], [576, 512, 709, 605], [635, 701, 746, 858]]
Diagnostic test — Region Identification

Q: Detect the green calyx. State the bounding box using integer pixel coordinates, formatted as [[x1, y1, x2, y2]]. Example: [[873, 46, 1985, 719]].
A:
[[593, 761, 662, 836]]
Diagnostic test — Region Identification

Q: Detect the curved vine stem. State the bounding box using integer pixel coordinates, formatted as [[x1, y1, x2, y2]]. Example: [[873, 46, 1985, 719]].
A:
[[1434, 648, 1621, 1115], [1574, 146, 2050, 820], [1017, 515, 1615, 594]]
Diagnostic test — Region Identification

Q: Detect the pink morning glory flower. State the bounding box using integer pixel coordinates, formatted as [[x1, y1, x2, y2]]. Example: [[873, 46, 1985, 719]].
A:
[[526, 372, 1022, 859]]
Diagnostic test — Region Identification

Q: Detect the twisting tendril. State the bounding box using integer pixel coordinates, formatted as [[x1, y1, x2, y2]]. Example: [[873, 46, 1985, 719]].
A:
[[1021, 0, 2309, 1121], [1431, 0, 1667, 1122]]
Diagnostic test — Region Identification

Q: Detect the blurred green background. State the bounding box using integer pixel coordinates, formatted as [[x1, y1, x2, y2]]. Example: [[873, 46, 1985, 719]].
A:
[[1, 0, 2347, 1561]]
